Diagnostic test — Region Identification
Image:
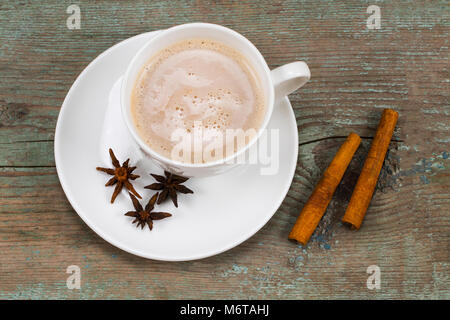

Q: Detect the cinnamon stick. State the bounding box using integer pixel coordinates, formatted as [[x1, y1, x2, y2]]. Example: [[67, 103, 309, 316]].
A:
[[289, 133, 361, 245], [342, 109, 399, 229]]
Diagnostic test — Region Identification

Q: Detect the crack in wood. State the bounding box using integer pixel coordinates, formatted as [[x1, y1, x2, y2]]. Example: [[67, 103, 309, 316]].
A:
[[299, 135, 404, 146], [0, 139, 54, 145], [0, 165, 56, 168]]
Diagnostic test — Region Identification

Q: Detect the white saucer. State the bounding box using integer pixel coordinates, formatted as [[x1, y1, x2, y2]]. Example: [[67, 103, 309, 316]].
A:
[[55, 31, 299, 261]]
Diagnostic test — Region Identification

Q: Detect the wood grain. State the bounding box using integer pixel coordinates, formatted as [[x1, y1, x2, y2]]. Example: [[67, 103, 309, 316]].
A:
[[0, 0, 448, 299]]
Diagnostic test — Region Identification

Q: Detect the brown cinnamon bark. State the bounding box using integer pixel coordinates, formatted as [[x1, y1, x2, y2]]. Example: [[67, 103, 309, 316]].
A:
[[289, 133, 361, 245], [342, 109, 399, 229]]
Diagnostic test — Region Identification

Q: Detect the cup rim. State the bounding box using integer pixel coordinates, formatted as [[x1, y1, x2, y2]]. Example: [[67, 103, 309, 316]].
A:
[[121, 22, 275, 169]]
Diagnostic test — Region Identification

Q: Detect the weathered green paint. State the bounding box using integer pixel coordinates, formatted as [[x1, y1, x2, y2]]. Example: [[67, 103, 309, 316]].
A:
[[0, 0, 449, 299]]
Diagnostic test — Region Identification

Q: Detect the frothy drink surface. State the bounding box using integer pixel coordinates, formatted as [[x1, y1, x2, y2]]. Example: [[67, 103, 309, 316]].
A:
[[131, 39, 265, 163]]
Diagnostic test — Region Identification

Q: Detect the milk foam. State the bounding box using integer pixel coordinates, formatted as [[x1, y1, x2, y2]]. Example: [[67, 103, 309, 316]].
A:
[[131, 39, 265, 163]]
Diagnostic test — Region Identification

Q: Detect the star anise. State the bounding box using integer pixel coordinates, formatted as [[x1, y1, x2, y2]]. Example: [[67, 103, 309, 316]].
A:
[[96, 148, 141, 203], [125, 192, 172, 230], [144, 171, 193, 208]]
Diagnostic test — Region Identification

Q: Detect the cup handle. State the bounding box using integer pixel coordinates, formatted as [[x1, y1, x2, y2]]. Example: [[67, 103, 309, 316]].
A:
[[271, 61, 310, 100]]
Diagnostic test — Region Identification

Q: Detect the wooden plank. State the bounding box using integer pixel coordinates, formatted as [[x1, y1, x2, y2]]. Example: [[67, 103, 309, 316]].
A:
[[0, 0, 448, 299]]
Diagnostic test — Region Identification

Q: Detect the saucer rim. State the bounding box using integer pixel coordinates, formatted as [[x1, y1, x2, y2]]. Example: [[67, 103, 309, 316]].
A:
[[54, 31, 298, 261]]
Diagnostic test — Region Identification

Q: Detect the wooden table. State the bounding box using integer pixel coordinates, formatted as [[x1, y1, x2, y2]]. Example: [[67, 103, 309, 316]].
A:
[[0, 1, 448, 299]]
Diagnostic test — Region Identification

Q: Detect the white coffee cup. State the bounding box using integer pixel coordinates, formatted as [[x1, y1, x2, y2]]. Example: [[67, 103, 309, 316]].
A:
[[121, 23, 310, 177]]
